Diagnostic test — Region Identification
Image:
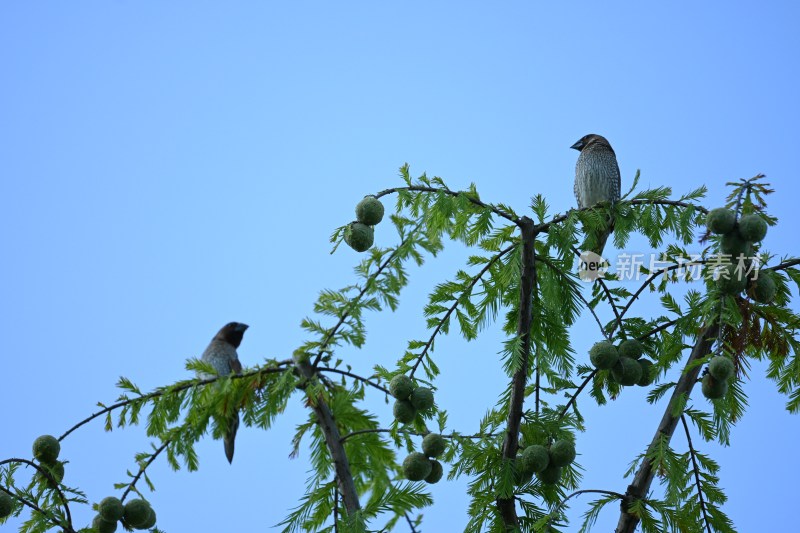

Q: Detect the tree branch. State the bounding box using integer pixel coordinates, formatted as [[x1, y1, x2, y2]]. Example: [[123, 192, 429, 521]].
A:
[[615, 324, 718, 533], [374, 185, 518, 223], [497, 217, 537, 527], [769, 258, 800, 272], [0, 458, 74, 532], [58, 363, 290, 441], [533, 198, 708, 235], [295, 360, 361, 515]]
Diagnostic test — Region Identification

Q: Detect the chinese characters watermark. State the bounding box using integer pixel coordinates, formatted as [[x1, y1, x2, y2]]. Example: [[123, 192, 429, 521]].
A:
[[577, 251, 761, 282]]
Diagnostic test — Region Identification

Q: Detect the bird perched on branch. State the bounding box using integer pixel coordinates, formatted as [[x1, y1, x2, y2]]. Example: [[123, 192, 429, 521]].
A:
[[198, 322, 248, 463], [571, 134, 621, 257]]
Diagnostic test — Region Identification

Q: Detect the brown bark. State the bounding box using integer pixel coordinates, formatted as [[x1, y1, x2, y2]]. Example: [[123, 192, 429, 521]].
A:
[[497, 217, 537, 527], [615, 324, 718, 533], [295, 360, 361, 515]]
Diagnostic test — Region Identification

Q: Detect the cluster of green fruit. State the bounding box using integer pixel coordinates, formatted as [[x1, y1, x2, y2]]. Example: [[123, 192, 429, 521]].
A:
[[1, 435, 66, 520], [515, 439, 576, 486], [701, 355, 735, 400], [402, 433, 446, 484], [32, 435, 65, 489], [91, 495, 157, 532], [389, 374, 435, 424], [344, 196, 385, 252], [589, 339, 654, 387], [706, 208, 774, 302]]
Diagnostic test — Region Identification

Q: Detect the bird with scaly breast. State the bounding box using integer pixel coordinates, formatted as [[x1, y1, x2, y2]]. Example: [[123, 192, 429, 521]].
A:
[[571, 134, 621, 257], [198, 322, 248, 463]]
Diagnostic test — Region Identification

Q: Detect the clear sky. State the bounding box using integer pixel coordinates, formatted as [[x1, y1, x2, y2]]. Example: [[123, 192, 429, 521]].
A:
[[1, 2, 799, 531]]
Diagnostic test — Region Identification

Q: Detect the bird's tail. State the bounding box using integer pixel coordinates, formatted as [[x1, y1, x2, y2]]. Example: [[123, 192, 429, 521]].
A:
[[224, 411, 239, 464], [581, 214, 615, 258]]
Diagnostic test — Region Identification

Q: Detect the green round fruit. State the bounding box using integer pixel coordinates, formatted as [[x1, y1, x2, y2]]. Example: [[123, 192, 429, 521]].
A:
[[537, 463, 562, 485], [589, 341, 619, 370], [36, 461, 64, 488], [708, 356, 734, 381], [618, 339, 644, 360], [32, 435, 60, 465], [720, 231, 752, 259], [421, 433, 446, 458], [701, 373, 728, 400], [716, 263, 748, 295], [403, 452, 433, 481], [389, 374, 414, 400], [409, 387, 434, 411], [549, 440, 576, 467], [344, 222, 374, 252], [637, 358, 655, 387], [706, 208, 736, 235], [355, 196, 385, 226], [425, 460, 443, 484], [0, 491, 14, 519], [751, 272, 777, 304], [123, 499, 152, 529], [611, 356, 643, 386], [92, 514, 118, 533], [393, 399, 417, 424], [737, 214, 768, 242], [98, 496, 124, 522], [519, 444, 550, 474], [135, 508, 156, 530]]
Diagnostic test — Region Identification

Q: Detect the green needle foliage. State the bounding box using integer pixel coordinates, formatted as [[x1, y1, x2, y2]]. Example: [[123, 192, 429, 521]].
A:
[[2, 170, 799, 533]]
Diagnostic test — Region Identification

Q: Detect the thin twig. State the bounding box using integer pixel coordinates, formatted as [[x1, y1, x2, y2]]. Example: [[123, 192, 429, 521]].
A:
[[548, 488, 627, 522], [120, 439, 170, 502], [339, 428, 417, 443], [638, 317, 681, 340], [610, 259, 708, 338], [680, 415, 713, 533], [317, 367, 390, 395], [403, 511, 419, 533], [374, 185, 518, 223], [312, 226, 422, 368], [410, 243, 518, 377], [558, 370, 598, 421], [339, 428, 497, 443], [333, 479, 340, 533]]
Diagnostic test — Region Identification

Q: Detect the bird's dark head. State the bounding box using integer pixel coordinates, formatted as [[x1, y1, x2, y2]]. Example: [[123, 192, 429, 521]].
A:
[[215, 322, 249, 348], [571, 134, 612, 152]]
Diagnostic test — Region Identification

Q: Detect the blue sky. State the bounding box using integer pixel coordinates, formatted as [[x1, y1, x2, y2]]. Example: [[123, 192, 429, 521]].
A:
[[1, 2, 799, 531]]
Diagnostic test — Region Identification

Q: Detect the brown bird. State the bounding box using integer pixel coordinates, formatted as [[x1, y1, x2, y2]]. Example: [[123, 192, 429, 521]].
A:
[[571, 134, 621, 256], [198, 322, 248, 463]]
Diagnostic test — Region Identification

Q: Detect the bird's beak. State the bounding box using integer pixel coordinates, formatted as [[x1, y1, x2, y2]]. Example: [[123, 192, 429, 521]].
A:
[[235, 323, 249, 332], [570, 140, 583, 151]]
